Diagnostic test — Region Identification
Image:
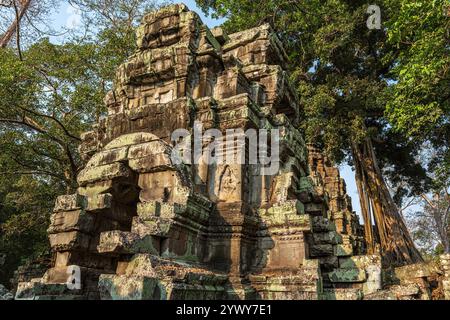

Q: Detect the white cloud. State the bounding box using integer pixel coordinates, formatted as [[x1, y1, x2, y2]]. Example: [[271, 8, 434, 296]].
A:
[[66, 5, 82, 29]]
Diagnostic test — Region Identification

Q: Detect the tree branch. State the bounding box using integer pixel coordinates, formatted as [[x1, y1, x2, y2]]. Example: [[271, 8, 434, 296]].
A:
[[18, 104, 82, 142], [421, 193, 436, 209]]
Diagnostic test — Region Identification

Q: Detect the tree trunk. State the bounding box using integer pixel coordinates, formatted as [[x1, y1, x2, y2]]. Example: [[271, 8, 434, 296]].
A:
[[352, 138, 423, 266], [0, 0, 32, 48]]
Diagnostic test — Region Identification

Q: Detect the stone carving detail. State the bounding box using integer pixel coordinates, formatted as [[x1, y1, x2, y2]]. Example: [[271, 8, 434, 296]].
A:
[[14, 4, 448, 300]]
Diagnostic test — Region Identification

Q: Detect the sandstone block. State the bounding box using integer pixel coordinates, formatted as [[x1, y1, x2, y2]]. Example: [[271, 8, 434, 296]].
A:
[[442, 280, 450, 299], [128, 141, 171, 159], [319, 256, 339, 270], [321, 288, 363, 300], [97, 231, 140, 254], [128, 154, 173, 173], [15, 281, 83, 300], [77, 162, 132, 186], [131, 216, 173, 237], [311, 216, 336, 232], [77, 180, 114, 197], [54, 194, 86, 212], [304, 203, 324, 216], [85, 193, 113, 212], [390, 284, 420, 298], [312, 231, 342, 245], [103, 132, 159, 149], [363, 290, 397, 300], [48, 210, 95, 234], [394, 263, 433, 281], [339, 255, 381, 269], [137, 201, 162, 219], [86, 147, 129, 168]]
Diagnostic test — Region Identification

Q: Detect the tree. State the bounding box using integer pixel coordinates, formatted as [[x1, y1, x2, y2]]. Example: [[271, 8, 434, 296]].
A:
[[396, 139, 450, 258], [196, 0, 432, 265], [0, 0, 164, 286], [0, 41, 105, 192], [0, 0, 62, 54], [385, 0, 450, 258], [0, 40, 104, 285], [405, 187, 450, 256], [0, 174, 56, 286]]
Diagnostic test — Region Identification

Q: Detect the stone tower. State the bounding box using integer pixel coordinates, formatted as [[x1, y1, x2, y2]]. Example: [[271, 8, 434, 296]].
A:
[[16, 4, 391, 300]]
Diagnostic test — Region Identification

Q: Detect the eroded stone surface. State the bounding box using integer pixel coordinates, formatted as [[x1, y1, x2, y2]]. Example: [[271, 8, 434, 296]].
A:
[[16, 4, 449, 300]]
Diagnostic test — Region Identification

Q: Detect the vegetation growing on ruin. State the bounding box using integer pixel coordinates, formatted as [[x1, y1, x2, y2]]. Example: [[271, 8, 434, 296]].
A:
[[0, 0, 449, 287]]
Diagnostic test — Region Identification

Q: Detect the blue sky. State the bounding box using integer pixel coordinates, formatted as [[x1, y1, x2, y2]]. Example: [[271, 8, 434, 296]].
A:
[[49, 1, 363, 219], [49, 0, 224, 37]]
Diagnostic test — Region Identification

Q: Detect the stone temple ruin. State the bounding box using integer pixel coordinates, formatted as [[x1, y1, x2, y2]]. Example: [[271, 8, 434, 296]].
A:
[[15, 4, 450, 300]]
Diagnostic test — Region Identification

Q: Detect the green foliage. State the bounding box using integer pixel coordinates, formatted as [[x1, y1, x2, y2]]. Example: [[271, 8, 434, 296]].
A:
[[0, 0, 164, 287], [196, 0, 431, 203], [0, 40, 105, 190]]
